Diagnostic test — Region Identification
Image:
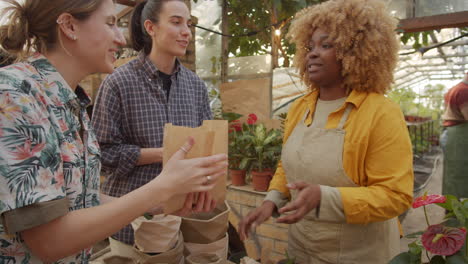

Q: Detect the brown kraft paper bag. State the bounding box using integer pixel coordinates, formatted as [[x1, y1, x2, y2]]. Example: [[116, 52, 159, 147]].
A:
[[162, 120, 228, 214]]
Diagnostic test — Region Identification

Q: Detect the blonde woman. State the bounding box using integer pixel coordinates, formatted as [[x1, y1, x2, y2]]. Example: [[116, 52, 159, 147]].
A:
[[0, 0, 227, 263], [239, 0, 414, 263]]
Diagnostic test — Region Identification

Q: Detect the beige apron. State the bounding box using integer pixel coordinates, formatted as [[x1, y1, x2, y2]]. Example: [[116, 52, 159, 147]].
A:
[[281, 104, 400, 264]]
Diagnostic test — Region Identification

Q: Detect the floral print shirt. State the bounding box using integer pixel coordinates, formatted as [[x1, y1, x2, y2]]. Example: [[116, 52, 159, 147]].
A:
[[0, 53, 101, 264]]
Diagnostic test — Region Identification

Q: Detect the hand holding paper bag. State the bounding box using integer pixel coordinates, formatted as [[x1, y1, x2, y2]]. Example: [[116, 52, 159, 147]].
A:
[[152, 136, 227, 208], [162, 120, 228, 214]]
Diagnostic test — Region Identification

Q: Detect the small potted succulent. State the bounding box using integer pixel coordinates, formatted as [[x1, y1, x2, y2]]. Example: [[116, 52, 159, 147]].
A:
[[389, 193, 467, 264]]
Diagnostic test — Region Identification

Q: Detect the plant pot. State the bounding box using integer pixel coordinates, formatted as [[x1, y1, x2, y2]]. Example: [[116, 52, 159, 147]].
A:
[[229, 169, 247, 186], [251, 170, 273, 192]]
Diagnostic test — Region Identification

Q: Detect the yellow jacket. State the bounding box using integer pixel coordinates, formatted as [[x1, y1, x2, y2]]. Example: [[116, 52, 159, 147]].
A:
[[269, 89, 414, 224]]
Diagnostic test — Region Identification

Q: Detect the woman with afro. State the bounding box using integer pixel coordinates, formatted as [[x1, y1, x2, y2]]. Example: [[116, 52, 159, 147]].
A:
[[239, 0, 414, 262]]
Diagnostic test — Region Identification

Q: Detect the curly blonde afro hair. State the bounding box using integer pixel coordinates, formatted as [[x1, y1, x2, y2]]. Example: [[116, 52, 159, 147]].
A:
[[287, 0, 400, 94]]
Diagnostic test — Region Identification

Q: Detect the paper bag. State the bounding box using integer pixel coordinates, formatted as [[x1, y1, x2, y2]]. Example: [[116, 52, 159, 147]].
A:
[[134, 231, 185, 264], [181, 201, 230, 244], [184, 234, 229, 262], [186, 253, 222, 264], [131, 214, 181, 253], [162, 120, 228, 214]]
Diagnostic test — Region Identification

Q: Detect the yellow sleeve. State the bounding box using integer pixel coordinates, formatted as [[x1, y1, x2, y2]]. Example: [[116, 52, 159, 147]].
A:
[[268, 160, 290, 197], [339, 102, 414, 224]]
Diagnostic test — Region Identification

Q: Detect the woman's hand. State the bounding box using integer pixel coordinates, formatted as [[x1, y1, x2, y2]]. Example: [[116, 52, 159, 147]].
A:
[[277, 182, 321, 224], [154, 137, 228, 197], [238, 201, 276, 240], [172, 192, 217, 217]]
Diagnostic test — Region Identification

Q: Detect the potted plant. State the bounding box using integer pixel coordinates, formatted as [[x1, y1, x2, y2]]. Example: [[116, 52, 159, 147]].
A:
[[243, 114, 282, 192], [225, 112, 250, 186], [389, 193, 467, 264]]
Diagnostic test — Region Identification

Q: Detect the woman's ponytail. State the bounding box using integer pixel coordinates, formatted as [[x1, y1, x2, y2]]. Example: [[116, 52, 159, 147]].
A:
[[129, 0, 151, 54], [0, 0, 105, 62], [0, 0, 34, 61]]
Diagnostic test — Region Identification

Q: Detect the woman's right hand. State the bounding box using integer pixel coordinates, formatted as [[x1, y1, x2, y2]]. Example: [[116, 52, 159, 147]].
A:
[[238, 201, 276, 240], [155, 137, 228, 196]]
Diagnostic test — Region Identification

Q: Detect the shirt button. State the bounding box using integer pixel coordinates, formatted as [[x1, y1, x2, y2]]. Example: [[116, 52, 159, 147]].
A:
[[148, 78, 152, 81]]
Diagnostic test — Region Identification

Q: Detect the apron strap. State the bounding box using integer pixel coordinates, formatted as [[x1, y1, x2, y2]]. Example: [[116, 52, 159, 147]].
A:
[[302, 109, 311, 122], [337, 104, 353, 130]]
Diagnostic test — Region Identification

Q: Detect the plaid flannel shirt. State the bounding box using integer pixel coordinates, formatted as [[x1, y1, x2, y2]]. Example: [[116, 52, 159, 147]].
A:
[[91, 52, 212, 244]]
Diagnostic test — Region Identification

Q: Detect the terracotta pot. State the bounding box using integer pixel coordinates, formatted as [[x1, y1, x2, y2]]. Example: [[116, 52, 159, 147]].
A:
[[251, 170, 273, 192], [229, 169, 247, 186]]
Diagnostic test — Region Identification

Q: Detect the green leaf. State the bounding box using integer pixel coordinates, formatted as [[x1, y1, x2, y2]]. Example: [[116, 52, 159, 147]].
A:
[[255, 124, 266, 142], [389, 252, 412, 264], [430, 255, 446, 264], [422, 32, 429, 46], [222, 112, 243, 122], [408, 241, 423, 255], [436, 195, 458, 210], [264, 131, 279, 145], [446, 254, 466, 264], [405, 231, 424, 239], [451, 199, 466, 226], [239, 158, 251, 170]]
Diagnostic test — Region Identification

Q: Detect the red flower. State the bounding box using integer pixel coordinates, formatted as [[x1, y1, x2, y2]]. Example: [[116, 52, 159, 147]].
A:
[[229, 120, 242, 133], [247, 113, 257, 125], [422, 224, 466, 256], [412, 194, 446, 208], [233, 123, 242, 132]]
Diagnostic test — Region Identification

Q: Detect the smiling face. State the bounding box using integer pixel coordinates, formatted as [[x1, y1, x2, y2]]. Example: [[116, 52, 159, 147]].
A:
[[149, 1, 192, 57], [306, 28, 343, 88], [73, 0, 126, 73]]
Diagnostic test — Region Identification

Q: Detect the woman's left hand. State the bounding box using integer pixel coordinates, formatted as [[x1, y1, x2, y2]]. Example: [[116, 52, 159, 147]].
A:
[[173, 192, 217, 217], [277, 182, 321, 224]]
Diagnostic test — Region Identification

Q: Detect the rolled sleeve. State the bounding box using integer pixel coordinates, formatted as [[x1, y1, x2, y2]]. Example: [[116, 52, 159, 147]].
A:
[[264, 190, 289, 217], [315, 185, 346, 222], [0, 89, 67, 227], [1, 198, 68, 234]]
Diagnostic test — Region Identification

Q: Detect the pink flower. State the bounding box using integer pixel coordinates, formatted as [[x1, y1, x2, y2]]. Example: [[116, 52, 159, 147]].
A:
[[421, 224, 466, 256], [412, 194, 446, 208], [0, 93, 21, 120], [247, 113, 257, 125], [9, 140, 45, 160]]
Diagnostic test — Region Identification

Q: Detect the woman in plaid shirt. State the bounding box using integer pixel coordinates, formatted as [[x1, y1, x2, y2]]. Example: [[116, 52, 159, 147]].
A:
[[92, 0, 217, 255]]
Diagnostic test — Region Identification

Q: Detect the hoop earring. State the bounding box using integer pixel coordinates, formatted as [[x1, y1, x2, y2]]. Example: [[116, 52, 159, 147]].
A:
[[57, 30, 73, 57]]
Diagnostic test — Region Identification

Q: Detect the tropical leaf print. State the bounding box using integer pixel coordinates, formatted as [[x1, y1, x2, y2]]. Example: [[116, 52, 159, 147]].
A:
[[0, 54, 99, 264]]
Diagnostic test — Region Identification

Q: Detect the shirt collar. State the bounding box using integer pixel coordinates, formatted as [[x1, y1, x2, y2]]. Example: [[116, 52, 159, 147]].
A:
[[301, 88, 368, 110], [27, 53, 91, 108], [137, 52, 181, 79]]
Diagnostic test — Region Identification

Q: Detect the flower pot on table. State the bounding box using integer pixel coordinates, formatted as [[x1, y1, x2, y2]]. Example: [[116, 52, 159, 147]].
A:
[[229, 169, 247, 186], [251, 170, 273, 192]]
